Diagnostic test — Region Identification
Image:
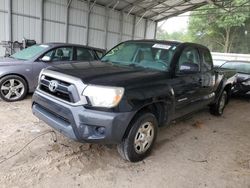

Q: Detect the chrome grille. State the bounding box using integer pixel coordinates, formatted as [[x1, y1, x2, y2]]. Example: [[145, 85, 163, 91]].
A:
[[39, 75, 79, 103]]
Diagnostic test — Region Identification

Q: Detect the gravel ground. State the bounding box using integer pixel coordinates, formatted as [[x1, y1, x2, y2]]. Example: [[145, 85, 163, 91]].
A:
[[0, 96, 249, 188]]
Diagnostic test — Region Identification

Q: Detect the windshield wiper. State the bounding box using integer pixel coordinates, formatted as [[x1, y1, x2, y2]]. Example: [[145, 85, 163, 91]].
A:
[[128, 63, 144, 69]]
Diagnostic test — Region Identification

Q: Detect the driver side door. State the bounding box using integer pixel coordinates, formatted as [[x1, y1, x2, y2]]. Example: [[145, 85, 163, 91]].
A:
[[172, 46, 204, 118]]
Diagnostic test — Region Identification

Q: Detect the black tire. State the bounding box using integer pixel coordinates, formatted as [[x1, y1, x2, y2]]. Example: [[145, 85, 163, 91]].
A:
[[210, 90, 227, 116], [117, 112, 158, 162], [0, 75, 28, 102]]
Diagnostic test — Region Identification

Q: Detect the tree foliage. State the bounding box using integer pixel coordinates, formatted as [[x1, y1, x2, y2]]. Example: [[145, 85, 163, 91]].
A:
[[188, 0, 250, 53], [157, 28, 189, 42], [157, 0, 250, 54]]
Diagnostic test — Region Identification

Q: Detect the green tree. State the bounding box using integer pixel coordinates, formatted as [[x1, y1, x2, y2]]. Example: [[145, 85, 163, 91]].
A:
[[157, 28, 189, 42], [188, 0, 250, 53]]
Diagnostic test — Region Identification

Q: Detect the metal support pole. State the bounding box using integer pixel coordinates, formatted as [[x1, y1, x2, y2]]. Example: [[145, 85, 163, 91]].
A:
[[104, 7, 109, 50], [154, 21, 158, 39], [86, 1, 91, 46], [119, 11, 124, 42], [144, 19, 148, 39], [7, 0, 12, 41], [40, 0, 44, 43], [65, 0, 72, 43], [132, 15, 136, 40]]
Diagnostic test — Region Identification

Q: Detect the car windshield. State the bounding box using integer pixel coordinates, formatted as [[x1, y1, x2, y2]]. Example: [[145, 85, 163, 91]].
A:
[[101, 41, 177, 71], [221, 62, 250, 74], [11, 44, 49, 60]]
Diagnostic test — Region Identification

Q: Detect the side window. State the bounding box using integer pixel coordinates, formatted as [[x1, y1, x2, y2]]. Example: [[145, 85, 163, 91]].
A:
[[176, 47, 201, 74], [95, 51, 104, 59], [43, 47, 73, 62], [202, 49, 213, 71], [76, 47, 94, 61]]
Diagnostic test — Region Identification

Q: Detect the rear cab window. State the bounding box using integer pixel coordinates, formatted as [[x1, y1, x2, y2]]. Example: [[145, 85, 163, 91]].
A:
[[200, 48, 213, 71], [176, 46, 201, 74]]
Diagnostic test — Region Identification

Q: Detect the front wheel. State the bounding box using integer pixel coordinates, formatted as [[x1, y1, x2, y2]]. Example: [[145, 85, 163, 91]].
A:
[[210, 90, 228, 116], [0, 75, 28, 102], [117, 113, 158, 162]]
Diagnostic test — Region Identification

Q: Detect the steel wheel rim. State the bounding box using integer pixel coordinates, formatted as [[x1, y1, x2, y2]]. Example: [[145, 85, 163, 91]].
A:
[[134, 121, 154, 154], [219, 93, 226, 114], [0, 79, 24, 100]]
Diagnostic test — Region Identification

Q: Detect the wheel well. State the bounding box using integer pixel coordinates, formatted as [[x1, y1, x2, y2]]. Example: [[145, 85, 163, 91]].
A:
[[224, 84, 232, 103], [0, 74, 29, 92], [122, 102, 166, 139]]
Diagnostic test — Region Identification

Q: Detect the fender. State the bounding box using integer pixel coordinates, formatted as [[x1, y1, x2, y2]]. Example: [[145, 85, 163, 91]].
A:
[[213, 77, 232, 104], [124, 84, 176, 126]]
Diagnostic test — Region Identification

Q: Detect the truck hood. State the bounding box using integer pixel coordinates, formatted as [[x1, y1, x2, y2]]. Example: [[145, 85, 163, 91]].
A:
[[0, 57, 25, 66], [47, 61, 169, 88]]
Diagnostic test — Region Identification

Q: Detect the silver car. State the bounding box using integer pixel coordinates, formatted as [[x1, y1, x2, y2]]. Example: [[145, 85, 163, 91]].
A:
[[0, 43, 105, 102]]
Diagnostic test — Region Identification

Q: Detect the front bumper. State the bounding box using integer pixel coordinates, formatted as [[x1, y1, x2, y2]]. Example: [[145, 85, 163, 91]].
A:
[[32, 91, 135, 144]]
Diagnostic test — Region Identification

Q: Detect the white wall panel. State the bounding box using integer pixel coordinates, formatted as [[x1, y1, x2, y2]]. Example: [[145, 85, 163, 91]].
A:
[[122, 14, 133, 37], [0, 0, 156, 56], [0, 11, 8, 55], [146, 21, 156, 39], [12, 0, 40, 17], [0, 0, 8, 10], [43, 20, 65, 42], [44, 0, 67, 23], [122, 35, 132, 42], [69, 6, 88, 26], [108, 18, 119, 33], [68, 25, 86, 45], [135, 17, 145, 39], [70, 0, 88, 11], [90, 12, 105, 31], [108, 10, 120, 33], [11, 0, 41, 42], [92, 5, 105, 16], [107, 33, 119, 50], [12, 15, 41, 42], [68, 1, 88, 45], [89, 29, 105, 49]]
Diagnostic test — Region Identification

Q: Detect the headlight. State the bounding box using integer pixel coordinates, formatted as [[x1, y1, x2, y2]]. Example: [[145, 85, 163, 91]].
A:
[[39, 69, 45, 81], [82, 85, 124, 108]]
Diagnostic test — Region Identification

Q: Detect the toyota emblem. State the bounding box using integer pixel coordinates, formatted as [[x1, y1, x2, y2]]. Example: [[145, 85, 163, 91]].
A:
[[49, 80, 59, 92]]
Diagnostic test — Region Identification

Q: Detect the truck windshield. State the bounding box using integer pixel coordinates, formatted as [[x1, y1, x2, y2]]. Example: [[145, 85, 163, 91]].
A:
[[11, 44, 49, 61], [101, 41, 177, 71]]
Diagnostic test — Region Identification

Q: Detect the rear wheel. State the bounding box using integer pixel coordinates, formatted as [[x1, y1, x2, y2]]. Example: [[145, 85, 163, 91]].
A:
[[0, 75, 28, 102], [210, 90, 227, 116], [117, 113, 158, 162]]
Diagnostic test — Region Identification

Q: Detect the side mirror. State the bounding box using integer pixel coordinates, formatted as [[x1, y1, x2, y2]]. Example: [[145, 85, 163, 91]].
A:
[[179, 62, 199, 74], [40, 56, 51, 62]]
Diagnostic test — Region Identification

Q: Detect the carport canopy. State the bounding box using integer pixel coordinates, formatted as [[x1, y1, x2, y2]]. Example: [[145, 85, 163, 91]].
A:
[[89, 0, 227, 22]]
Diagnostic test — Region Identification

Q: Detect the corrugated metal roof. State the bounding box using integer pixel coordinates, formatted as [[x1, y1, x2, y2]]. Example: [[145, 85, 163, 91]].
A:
[[81, 0, 225, 22]]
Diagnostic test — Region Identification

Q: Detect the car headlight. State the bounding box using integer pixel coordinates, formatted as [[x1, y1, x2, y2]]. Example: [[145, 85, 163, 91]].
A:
[[82, 85, 124, 108]]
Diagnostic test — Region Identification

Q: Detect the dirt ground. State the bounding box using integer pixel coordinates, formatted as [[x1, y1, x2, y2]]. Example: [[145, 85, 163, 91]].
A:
[[0, 96, 249, 188]]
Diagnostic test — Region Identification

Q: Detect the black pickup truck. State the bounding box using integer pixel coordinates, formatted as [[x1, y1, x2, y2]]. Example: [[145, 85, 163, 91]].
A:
[[32, 40, 236, 162]]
